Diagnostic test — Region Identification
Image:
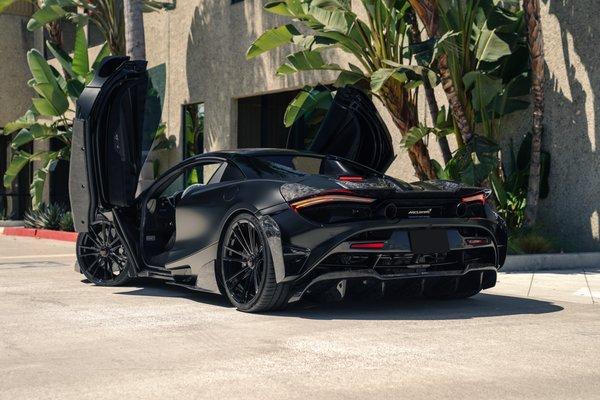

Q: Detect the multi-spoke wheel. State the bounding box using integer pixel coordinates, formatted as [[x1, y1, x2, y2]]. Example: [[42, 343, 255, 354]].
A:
[[219, 213, 289, 312], [76, 219, 132, 286]]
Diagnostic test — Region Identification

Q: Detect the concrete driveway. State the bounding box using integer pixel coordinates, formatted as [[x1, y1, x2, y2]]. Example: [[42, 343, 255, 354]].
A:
[[0, 235, 599, 400]]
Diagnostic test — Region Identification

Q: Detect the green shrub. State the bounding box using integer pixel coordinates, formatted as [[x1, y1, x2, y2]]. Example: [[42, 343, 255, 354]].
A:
[[508, 230, 555, 254], [24, 203, 72, 231], [59, 211, 74, 232]]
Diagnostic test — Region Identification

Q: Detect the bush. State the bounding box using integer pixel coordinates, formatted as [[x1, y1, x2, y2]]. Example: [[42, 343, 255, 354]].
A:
[[59, 211, 74, 232], [508, 230, 555, 254], [24, 204, 72, 231]]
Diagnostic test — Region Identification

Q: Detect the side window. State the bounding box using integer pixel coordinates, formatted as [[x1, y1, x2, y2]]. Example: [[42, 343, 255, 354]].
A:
[[158, 161, 244, 199]]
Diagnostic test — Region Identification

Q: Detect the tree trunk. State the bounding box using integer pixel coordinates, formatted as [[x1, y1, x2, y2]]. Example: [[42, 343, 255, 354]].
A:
[[380, 82, 437, 181], [46, 21, 72, 79], [123, 0, 146, 60], [438, 54, 472, 144], [407, 0, 475, 146], [523, 0, 545, 228], [407, 9, 452, 164], [46, 21, 62, 48]]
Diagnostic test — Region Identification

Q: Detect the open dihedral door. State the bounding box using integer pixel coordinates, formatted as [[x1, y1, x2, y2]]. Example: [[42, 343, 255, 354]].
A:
[[69, 57, 148, 232], [287, 86, 395, 173]]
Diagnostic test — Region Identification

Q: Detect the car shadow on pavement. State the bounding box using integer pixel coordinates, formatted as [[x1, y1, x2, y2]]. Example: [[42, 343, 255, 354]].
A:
[[111, 278, 233, 308], [276, 294, 564, 321], [112, 278, 563, 319]]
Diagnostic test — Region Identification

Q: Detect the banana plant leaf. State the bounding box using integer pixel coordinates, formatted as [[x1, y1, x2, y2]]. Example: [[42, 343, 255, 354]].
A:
[[446, 136, 500, 186], [3, 109, 37, 134], [276, 50, 341, 75], [370, 64, 437, 92], [27, 49, 69, 116], [284, 86, 333, 128], [246, 25, 302, 59], [27, 0, 68, 30], [72, 24, 89, 76], [473, 27, 512, 63]]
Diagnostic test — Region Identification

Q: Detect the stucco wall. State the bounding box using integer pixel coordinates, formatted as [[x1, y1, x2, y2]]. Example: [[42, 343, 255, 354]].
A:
[[143, 0, 599, 251], [143, 0, 444, 180], [0, 13, 34, 126]]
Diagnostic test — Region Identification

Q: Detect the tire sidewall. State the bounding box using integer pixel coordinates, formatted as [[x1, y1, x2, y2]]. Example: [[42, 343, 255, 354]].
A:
[[218, 213, 273, 311], [76, 224, 132, 287]]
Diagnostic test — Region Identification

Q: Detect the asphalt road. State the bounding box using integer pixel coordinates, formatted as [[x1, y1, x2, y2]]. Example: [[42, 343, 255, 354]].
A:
[[1, 235, 599, 400]]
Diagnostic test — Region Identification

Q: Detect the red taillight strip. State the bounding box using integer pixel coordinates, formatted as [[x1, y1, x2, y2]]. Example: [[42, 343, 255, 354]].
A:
[[350, 242, 385, 249], [290, 194, 375, 210], [466, 238, 490, 246], [461, 193, 486, 204], [338, 176, 364, 182]]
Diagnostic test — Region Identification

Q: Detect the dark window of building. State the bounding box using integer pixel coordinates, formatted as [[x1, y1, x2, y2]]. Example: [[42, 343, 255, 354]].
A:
[[48, 138, 70, 208], [237, 90, 300, 149], [88, 22, 106, 48], [182, 102, 205, 160], [0, 133, 32, 219]]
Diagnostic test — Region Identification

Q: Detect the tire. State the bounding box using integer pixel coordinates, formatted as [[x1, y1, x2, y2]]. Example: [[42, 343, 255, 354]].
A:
[[76, 219, 132, 286], [218, 213, 289, 313]]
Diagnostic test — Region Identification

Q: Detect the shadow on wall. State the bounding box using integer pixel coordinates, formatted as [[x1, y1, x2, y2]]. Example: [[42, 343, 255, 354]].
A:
[[185, 1, 338, 153], [538, 0, 599, 251]]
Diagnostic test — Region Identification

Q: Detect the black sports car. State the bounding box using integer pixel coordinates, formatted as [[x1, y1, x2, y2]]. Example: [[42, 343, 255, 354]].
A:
[[69, 57, 507, 312]]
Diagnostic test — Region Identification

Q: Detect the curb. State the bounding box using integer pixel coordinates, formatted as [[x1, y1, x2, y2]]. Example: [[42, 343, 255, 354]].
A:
[[1, 227, 78, 242], [503, 252, 600, 272], [0, 220, 24, 227]]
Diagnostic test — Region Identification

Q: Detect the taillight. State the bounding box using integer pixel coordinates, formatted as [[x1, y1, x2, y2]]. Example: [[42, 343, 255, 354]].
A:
[[290, 194, 375, 210], [338, 176, 364, 182], [457, 190, 490, 218], [280, 183, 375, 211], [350, 242, 385, 249], [461, 193, 486, 204]]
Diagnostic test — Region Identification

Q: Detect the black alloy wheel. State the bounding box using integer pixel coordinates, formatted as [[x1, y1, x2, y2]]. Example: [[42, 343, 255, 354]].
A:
[[76, 219, 132, 286], [219, 213, 289, 312]]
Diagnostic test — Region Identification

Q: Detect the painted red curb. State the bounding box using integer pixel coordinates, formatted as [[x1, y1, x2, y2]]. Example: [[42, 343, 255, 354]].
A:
[[36, 229, 79, 242], [2, 227, 78, 242], [3, 227, 37, 237]]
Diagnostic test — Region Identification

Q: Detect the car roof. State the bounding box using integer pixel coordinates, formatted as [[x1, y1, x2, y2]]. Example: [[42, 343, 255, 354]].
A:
[[211, 148, 324, 158]]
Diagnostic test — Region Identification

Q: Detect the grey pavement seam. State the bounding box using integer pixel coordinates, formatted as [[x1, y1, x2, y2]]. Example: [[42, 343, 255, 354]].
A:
[[527, 272, 535, 297], [583, 269, 596, 304]]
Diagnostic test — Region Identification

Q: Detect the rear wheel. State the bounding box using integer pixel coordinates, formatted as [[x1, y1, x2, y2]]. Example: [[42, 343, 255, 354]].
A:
[[219, 213, 289, 312], [76, 219, 132, 286]]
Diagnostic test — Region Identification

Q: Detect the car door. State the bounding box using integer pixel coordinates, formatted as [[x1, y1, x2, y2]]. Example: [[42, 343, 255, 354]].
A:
[[69, 56, 151, 232], [287, 85, 395, 174]]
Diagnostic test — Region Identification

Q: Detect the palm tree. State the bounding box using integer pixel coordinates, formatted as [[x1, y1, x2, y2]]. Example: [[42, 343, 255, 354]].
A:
[[523, 0, 545, 227], [123, 0, 146, 60], [406, 0, 473, 146], [247, 0, 438, 179]]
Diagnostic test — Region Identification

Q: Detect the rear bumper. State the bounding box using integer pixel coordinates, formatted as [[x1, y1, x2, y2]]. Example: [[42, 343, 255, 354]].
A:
[[287, 265, 498, 303], [259, 206, 507, 285]]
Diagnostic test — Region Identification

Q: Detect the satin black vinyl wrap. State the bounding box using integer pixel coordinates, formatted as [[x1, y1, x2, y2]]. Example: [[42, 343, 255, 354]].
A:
[[262, 204, 508, 284]]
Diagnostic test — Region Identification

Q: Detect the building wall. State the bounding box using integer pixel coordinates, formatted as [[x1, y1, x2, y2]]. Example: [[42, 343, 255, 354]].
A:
[[0, 3, 35, 126], [142, 0, 598, 251]]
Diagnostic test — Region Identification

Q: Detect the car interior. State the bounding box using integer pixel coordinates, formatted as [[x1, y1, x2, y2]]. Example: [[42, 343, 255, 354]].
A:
[[141, 161, 245, 266]]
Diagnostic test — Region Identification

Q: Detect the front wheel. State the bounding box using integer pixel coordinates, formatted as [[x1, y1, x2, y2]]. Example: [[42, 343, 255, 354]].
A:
[[218, 213, 289, 312], [76, 219, 132, 286]]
